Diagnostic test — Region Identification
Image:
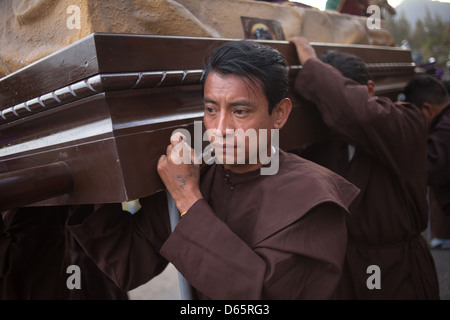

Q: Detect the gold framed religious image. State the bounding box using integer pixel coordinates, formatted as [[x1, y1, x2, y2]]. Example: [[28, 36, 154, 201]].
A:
[[241, 16, 285, 40]]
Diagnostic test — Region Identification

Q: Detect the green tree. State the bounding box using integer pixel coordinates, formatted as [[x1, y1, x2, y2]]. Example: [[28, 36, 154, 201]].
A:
[[420, 10, 449, 71], [386, 13, 411, 46], [386, 7, 449, 74], [410, 19, 427, 49]]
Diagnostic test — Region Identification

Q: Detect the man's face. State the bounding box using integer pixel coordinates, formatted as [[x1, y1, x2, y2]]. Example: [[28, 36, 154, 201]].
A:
[[203, 71, 278, 174]]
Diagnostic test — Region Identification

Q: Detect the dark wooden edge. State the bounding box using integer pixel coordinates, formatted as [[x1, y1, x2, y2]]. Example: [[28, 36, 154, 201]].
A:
[[0, 161, 73, 210], [0, 33, 414, 113]]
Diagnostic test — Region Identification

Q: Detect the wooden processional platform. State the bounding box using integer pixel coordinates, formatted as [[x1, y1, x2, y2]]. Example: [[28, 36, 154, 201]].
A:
[[0, 33, 415, 210]]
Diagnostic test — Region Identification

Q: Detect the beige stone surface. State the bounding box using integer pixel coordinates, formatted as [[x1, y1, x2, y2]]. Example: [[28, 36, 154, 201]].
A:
[[0, 0, 395, 78]]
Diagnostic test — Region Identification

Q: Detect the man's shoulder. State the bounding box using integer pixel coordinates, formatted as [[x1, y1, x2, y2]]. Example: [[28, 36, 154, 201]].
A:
[[250, 151, 358, 245], [272, 150, 359, 209], [385, 99, 425, 117], [279, 151, 348, 184]]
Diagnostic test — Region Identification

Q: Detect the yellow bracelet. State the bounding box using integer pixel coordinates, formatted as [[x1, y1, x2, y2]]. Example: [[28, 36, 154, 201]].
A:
[[180, 211, 187, 218]]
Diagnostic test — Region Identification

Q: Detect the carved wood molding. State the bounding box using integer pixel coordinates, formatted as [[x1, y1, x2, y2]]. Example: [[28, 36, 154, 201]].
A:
[[0, 61, 414, 124], [0, 69, 203, 124]]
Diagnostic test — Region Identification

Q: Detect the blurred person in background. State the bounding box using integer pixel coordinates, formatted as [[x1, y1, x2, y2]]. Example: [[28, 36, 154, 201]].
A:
[[405, 77, 450, 250]]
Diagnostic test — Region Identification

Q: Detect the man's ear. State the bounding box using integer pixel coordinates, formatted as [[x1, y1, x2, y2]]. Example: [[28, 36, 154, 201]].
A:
[[272, 98, 292, 130], [422, 102, 435, 127], [367, 80, 376, 97]]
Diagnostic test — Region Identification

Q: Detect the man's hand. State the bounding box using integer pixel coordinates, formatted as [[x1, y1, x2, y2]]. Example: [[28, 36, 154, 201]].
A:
[[289, 36, 317, 65], [157, 132, 203, 215]]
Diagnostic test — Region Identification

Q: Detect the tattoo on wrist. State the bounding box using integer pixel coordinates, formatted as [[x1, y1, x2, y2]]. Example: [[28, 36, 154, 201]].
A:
[[176, 174, 186, 189]]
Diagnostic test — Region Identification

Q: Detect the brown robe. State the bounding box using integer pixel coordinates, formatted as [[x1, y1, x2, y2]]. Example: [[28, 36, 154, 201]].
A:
[[0, 206, 70, 300], [427, 105, 450, 239], [0, 205, 129, 300], [295, 58, 440, 299], [68, 227, 129, 300], [68, 150, 359, 299]]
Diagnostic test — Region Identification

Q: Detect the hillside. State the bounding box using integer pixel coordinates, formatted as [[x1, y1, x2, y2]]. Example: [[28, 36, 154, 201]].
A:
[[395, 0, 450, 24]]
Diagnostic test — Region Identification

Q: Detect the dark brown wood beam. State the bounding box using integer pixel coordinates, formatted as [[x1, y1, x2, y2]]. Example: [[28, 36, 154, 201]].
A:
[[0, 162, 73, 210]]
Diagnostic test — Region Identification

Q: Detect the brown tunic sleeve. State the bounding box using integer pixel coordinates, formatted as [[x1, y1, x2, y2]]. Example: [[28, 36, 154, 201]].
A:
[[67, 191, 172, 291], [160, 199, 348, 300], [294, 58, 428, 177], [68, 151, 357, 299]]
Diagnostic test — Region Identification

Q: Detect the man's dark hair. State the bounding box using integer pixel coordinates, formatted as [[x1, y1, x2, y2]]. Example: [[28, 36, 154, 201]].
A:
[[404, 76, 448, 108], [202, 40, 289, 115], [320, 50, 372, 85]]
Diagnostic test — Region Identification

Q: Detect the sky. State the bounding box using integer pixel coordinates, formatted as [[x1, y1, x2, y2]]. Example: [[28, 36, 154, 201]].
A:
[[293, 0, 450, 11]]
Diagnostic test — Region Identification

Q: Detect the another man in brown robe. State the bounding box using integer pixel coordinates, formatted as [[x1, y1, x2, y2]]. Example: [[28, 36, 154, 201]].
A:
[[290, 36, 440, 299], [404, 76, 450, 250], [68, 40, 359, 299]]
